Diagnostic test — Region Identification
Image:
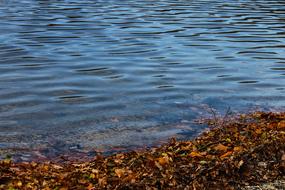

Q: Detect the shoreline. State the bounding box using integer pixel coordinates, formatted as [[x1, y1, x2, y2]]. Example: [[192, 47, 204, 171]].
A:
[[1, 112, 284, 189]]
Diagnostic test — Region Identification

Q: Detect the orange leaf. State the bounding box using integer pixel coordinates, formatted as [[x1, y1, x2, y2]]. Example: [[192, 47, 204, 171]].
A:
[[255, 128, 262, 134], [158, 156, 169, 165], [221, 151, 233, 158], [189, 151, 203, 158]]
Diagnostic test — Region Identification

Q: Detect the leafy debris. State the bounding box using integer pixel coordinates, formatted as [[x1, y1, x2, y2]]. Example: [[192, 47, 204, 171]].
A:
[[1, 112, 284, 189]]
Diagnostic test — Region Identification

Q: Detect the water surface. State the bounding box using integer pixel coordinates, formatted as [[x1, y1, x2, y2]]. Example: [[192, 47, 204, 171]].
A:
[[0, 0, 285, 159]]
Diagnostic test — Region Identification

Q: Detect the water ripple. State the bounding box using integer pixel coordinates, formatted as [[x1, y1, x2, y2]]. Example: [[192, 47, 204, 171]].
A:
[[0, 0, 285, 156]]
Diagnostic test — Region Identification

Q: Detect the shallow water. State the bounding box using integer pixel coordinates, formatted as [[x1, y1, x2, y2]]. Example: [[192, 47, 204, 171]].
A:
[[0, 0, 285, 158]]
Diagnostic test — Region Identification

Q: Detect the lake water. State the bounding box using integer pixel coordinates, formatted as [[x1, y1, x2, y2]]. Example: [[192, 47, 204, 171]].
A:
[[0, 0, 285, 159]]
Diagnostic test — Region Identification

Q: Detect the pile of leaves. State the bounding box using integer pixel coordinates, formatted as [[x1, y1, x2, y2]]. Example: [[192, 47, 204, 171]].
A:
[[1, 112, 284, 189]]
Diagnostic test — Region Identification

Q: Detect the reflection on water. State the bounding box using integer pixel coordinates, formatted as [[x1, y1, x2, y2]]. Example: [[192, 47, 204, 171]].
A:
[[0, 0, 285, 157]]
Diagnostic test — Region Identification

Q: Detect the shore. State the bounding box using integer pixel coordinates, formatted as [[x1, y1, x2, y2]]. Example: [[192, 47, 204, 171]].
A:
[[1, 112, 284, 189]]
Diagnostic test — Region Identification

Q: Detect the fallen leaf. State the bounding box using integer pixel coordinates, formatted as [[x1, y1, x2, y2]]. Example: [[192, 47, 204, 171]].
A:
[[115, 168, 125, 178], [158, 156, 169, 165], [214, 144, 228, 152], [278, 121, 285, 128], [238, 160, 244, 168], [282, 154, 285, 161], [189, 151, 203, 158], [98, 177, 107, 187], [89, 173, 96, 179], [221, 151, 233, 158], [233, 146, 242, 152], [17, 181, 22, 187], [155, 161, 163, 170], [255, 128, 262, 134]]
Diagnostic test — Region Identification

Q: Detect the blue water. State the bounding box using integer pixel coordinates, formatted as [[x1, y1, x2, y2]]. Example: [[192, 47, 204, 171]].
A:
[[0, 0, 285, 159]]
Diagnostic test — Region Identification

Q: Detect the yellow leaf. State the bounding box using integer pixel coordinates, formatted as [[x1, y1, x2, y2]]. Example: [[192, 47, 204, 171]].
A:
[[90, 173, 96, 179], [31, 162, 37, 167], [17, 181, 22, 187], [43, 165, 49, 171], [233, 146, 242, 152], [238, 160, 244, 168], [115, 168, 125, 178]]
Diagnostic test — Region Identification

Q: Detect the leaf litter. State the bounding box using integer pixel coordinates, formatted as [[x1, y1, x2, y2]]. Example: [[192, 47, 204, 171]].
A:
[[0, 112, 284, 189]]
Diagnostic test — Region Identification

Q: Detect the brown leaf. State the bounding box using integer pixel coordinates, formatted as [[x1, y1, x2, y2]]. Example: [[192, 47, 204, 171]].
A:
[[155, 161, 163, 170], [98, 177, 107, 187], [278, 121, 285, 128], [214, 144, 228, 152], [282, 154, 285, 161]]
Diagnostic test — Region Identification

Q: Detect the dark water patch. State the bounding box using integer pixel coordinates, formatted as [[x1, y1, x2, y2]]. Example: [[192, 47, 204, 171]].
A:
[[271, 67, 285, 71], [239, 80, 258, 84]]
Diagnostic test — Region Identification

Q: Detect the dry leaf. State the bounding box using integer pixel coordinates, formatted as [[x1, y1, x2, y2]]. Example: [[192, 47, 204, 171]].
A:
[[189, 151, 203, 158], [155, 161, 163, 170], [233, 146, 242, 152], [221, 151, 233, 158], [282, 154, 285, 161], [115, 168, 125, 178], [255, 128, 262, 134], [278, 121, 285, 128], [214, 144, 228, 152], [238, 160, 244, 168], [158, 156, 169, 165]]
